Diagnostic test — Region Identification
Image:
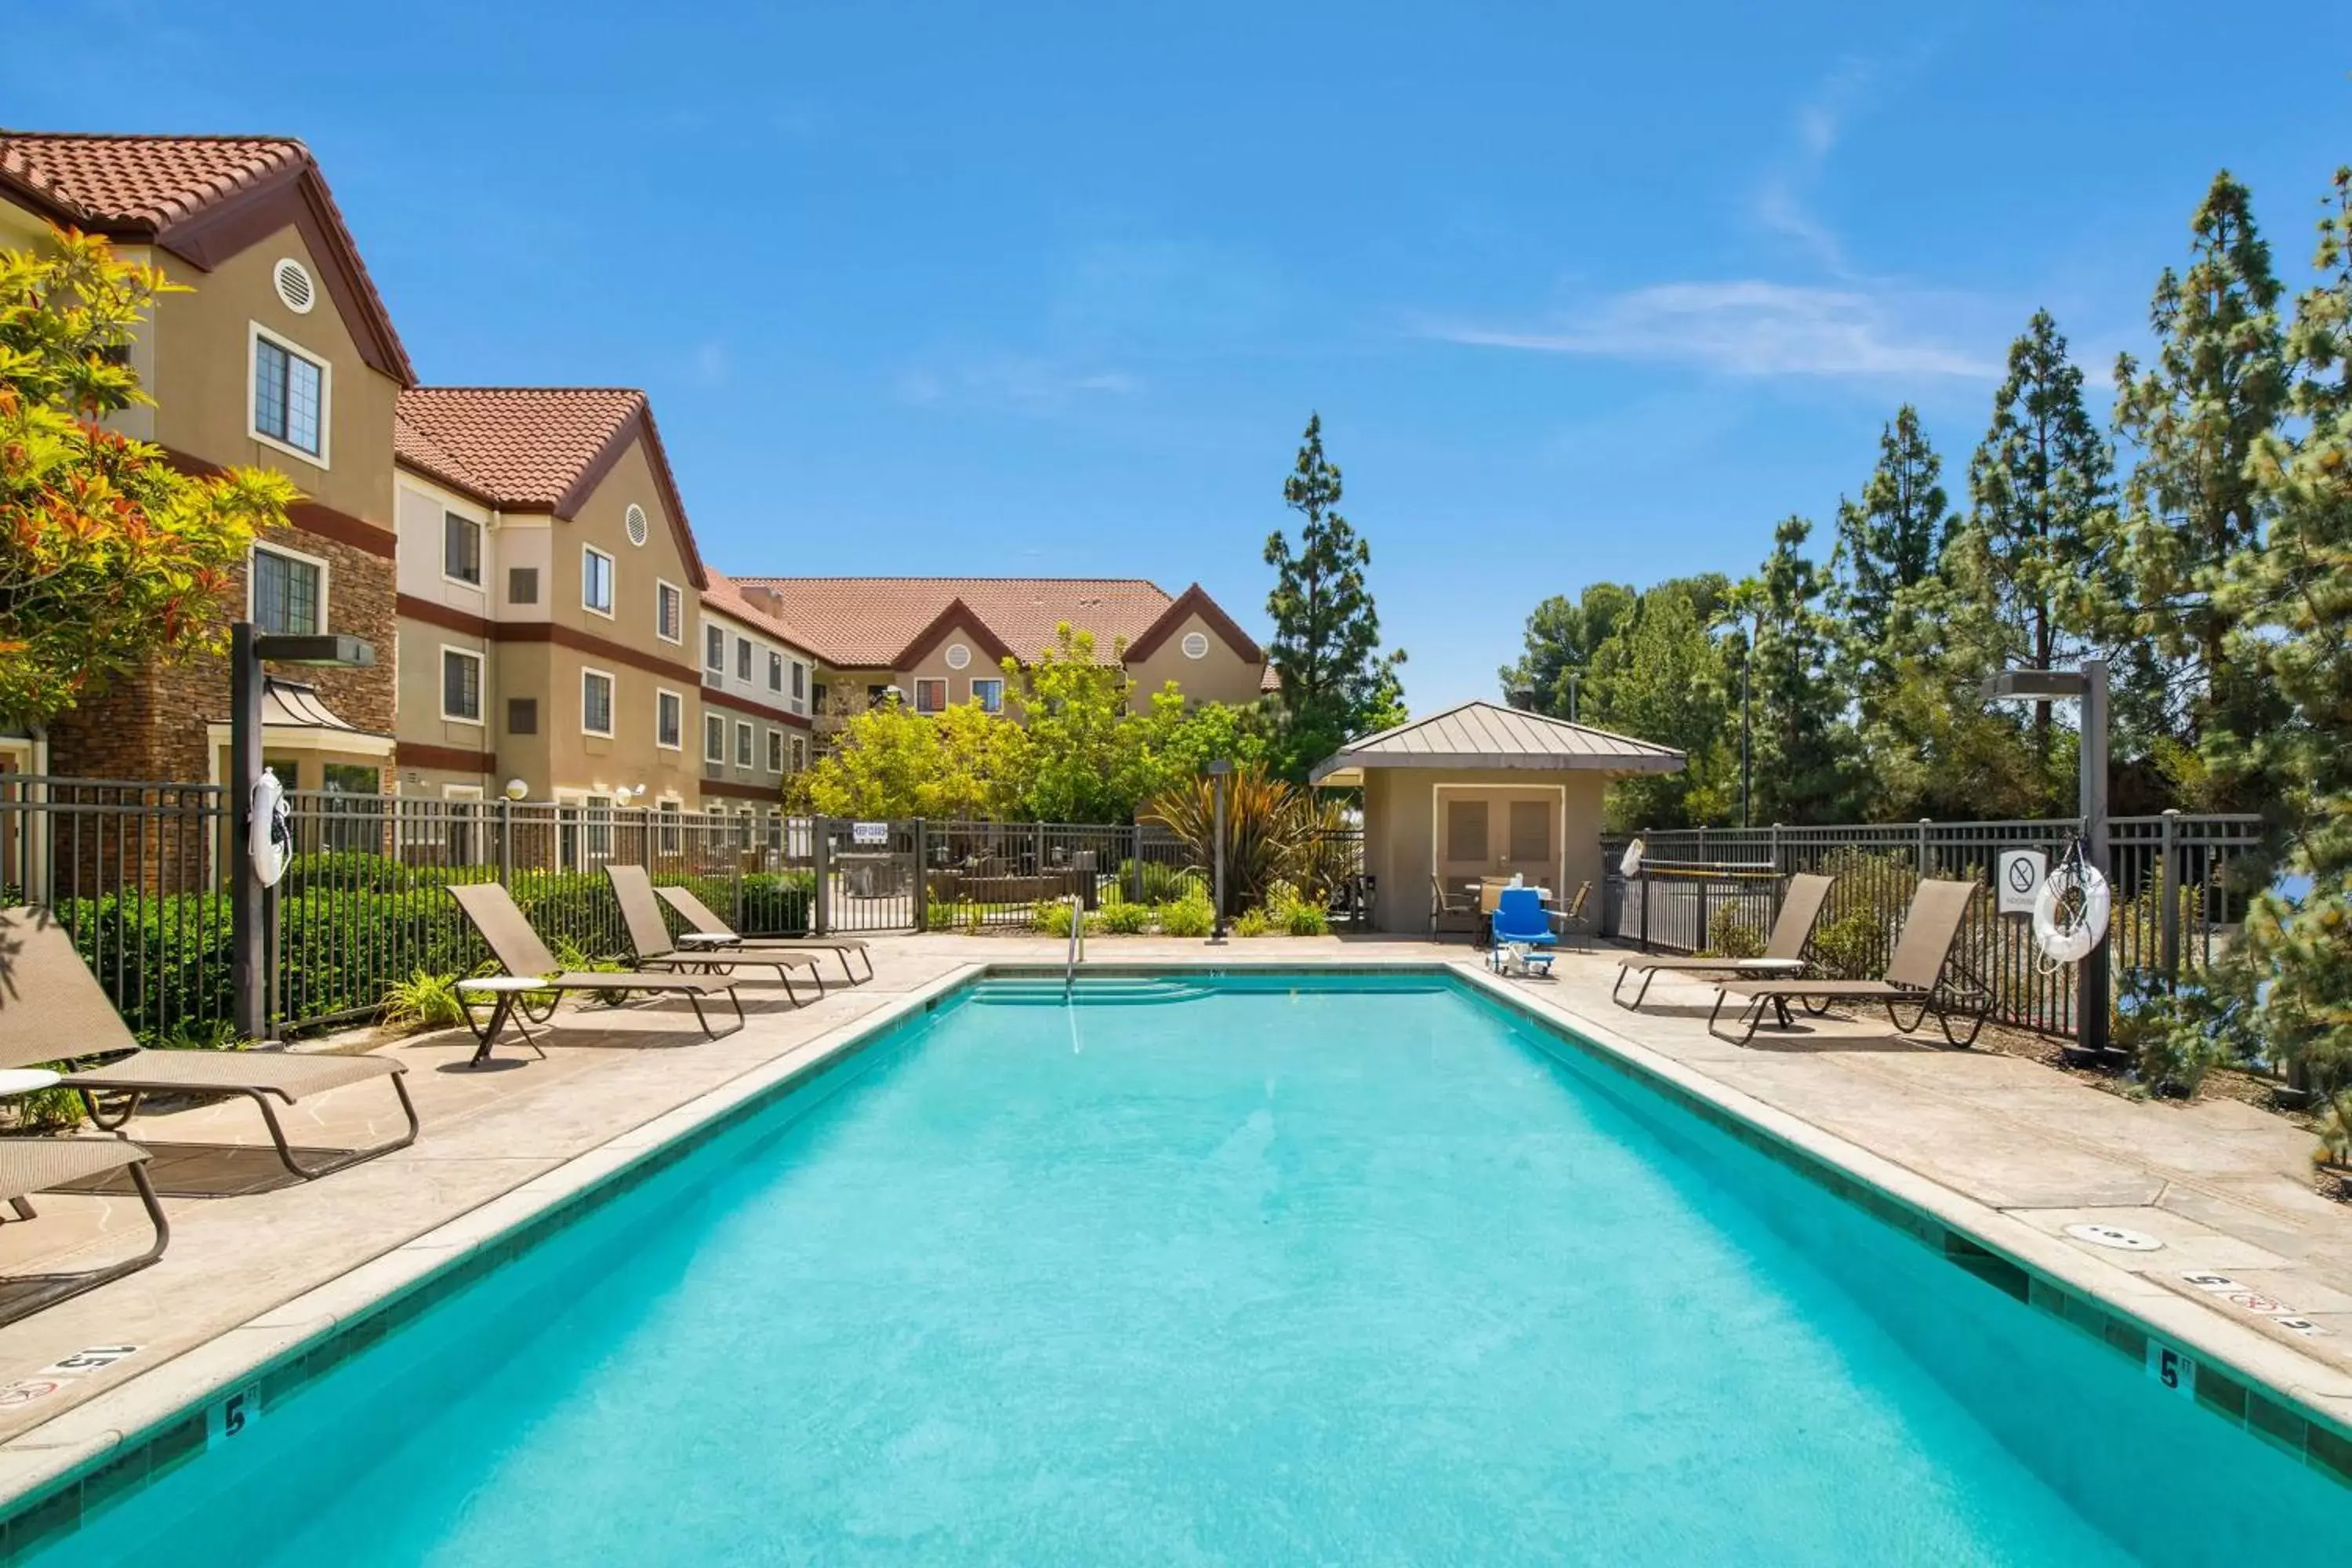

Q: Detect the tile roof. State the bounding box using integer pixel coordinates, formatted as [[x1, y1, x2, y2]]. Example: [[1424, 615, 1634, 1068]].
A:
[[394, 388, 647, 510], [730, 577, 1191, 669], [0, 129, 415, 385], [1308, 700, 1685, 783], [700, 570, 818, 659]]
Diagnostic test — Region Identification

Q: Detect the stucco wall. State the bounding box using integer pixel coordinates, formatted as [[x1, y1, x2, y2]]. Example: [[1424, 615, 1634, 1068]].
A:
[[1363, 767, 1610, 935], [1125, 613, 1265, 708]]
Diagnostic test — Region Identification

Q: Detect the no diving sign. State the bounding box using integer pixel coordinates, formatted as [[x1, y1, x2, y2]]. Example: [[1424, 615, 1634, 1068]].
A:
[[1998, 849, 2047, 916]]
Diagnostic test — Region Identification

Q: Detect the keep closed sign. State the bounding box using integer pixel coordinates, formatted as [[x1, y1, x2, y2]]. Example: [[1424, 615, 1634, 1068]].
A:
[[1998, 848, 2047, 915]]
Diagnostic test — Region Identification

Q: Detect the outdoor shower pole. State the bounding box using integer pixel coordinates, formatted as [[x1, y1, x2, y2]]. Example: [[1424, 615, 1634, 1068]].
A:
[[229, 622, 265, 1042], [2079, 658, 2111, 1059]]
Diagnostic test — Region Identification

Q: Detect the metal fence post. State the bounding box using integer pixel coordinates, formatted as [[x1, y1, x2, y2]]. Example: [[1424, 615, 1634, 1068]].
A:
[[1696, 874, 1711, 953], [1769, 822, 1783, 875], [813, 815, 832, 936], [913, 818, 928, 929], [1637, 866, 1651, 953], [1915, 818, 1931, 877], [1131, 824, 1144, 904], [2159, 808, 2181, 987], [496, 798, 514, 887]]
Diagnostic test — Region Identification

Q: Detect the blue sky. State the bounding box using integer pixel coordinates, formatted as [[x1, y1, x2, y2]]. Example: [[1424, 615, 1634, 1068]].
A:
[[9, 3, 2351, 710]]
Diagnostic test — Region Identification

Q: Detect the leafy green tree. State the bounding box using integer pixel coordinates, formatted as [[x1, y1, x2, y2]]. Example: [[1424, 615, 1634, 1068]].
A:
[[1126, 691, 1277, 807], [1831, 405, 1953, 695], [1264, 414, 1406, 776], [1, 229, 295, 725], [796, 695, 1031, 818], [1583, 583, 1735, 829], [1008, 625, 1147, 822], [1852, 570, 2053, 822], [1732, 517, 1854, 823], [2096, 172, 2288, 788], [1497, 583, 1632, 717], [1956, 310, 2111, 778]]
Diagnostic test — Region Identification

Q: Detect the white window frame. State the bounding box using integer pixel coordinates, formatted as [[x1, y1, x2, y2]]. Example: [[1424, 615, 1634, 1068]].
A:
[[655, 687, 684, 751], [441, 510, 485, 590], [438, 644, 485, 725], [970, 676, 1004, 715], [582, 544, 616, 619], [765, 728, 782, 773], [246, 322, 332, 468], [734, 719, 754, 768], [913, 677, 947, 715], [704, 712, 726, 763], [580, 666, 617, 738], [248, 541, 330, 636], [655, 579, 684, 644]]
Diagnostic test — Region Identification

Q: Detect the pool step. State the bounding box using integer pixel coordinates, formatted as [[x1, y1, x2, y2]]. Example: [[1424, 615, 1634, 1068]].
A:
[[972, 976, 1212, 1007]]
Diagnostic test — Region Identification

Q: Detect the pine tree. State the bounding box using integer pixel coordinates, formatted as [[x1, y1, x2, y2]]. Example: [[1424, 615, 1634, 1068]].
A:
[[1831, 405, 1953, 695], [1957, 310, 2111, 776], [2099, 172, 2288, 782], [1733, 517, 1853, 823], [1583, 583, 1735, 829], [1264, 414, 1406, 776], [1497, 583, 1632, 718]]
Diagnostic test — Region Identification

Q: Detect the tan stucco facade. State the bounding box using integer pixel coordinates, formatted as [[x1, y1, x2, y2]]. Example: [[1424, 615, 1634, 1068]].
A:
[[1125, 612, 1265, 708], [1361, 767, 1610, 935]]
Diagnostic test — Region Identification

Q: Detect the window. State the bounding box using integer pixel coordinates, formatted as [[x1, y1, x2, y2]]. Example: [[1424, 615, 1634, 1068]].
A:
[[655, 582, 683, 644], [319, 762, 383, 851], [914, 678, 946, 714], [1446, 799, 1490, 862], [735, 637, 752, 681], [656, 689, 683, 750], [791, 662, 806, 700], [768, 651, 784, 691], [443, 512, 482, 586], [704, 713, 725, 763], [252, 328, 327, 460], [1508, 800, 1552, 865], [734, 720, 753, 768], [508, 567, 539, 604], [507, 697, 538, 735], [251, 545, 324, 635], [705, 625, 725, 677], [971, 677, 1004, 715], [867, 684, 892, 708], [583, 794, 613, 858], [765, 728, 782, 772], [581, 669, 615, 736], [790, 736, 806, 771], [441, 648, 483, 723], [811, 681, 828, 712], [583, 546, 615, 616]]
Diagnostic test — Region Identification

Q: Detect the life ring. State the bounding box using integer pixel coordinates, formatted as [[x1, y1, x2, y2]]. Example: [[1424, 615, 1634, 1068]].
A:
[[2032, 861, 2110, 964], [250, 767, 292, 889], [1620, 837, 1646, 879]]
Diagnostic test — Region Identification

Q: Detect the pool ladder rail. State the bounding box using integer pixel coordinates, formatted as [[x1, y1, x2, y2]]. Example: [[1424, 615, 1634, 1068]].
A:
[[1064, 893, 1084, 1001]]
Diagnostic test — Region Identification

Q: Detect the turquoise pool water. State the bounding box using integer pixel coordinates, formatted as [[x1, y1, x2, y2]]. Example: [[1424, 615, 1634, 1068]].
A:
[[36, 974, 2345, 1563]]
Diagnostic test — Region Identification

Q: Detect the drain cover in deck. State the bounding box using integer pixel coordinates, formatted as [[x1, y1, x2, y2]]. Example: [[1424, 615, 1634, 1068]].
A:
[[2063, 1222, 2163, 1252]]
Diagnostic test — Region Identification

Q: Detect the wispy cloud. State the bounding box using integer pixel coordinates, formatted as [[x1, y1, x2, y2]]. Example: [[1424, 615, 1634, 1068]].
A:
[[895, 355, 1142, 410], [1419, 281, 1998, 379], [1751, 56, 1882, 274]]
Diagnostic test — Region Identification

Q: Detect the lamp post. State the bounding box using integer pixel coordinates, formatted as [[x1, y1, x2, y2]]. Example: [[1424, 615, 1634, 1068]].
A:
[[1204, 758, 1232, 942], [230, 623, 376, 1041], [1982, 659, 2110, 1060]]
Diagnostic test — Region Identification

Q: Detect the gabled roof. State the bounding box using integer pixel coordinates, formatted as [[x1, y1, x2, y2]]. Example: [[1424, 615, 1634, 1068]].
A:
[[731, 577, 1203, 670], [700, 570, 818, 660], [0, 129, 414, 385], [1308, 700, 1685, 785], [1125, 581, 1265, 665], [394, 387, 707, 587]]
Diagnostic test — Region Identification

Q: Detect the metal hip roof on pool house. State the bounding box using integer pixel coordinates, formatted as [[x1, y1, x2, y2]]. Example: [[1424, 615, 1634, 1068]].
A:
[[1308, 699, 1685, 786]]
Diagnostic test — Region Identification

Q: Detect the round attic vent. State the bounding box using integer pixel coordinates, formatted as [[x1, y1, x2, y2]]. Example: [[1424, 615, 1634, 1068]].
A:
[[272, 258, 315, 314], [945, 643, 971, 670], [1181, 631, 1210, 660], [624, 504, 650, 547]]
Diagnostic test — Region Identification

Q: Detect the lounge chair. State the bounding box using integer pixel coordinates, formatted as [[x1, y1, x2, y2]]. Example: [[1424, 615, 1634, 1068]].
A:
[[1613, 872, 1834, 1010], [604, 868, 825, 1000], [1487, 887, 1558, 976], [1556, 880, 1594, 933], [1429, 877, 1479, 938], [0, 906, 418, 1179], [650, 880, 873, 983], [1707, 878, 1991, 1047], [0, 1137, 168, 1327], [445, 883, 744, 1067]]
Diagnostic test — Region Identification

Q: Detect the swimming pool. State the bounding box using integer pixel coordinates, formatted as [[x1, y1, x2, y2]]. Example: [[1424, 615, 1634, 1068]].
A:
[[24, 971, 2348, 1563]]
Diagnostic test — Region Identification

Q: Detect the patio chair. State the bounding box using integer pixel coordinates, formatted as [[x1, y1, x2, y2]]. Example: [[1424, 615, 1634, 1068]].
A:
[[1429, 877, 1479, 938], [604, 868, 826, 998], [651, 879, 873, 983], [1556, 880, 1594, 932], [0, 1136, 168, 1327], [445, 883, 744, 1067], [0, 906, 418, 1180], [1706, 878, 1991, 1047], [1476, 877, 1513, 950], [1487, 887, 1558, 977], [1613, 872, 1834, 1011]]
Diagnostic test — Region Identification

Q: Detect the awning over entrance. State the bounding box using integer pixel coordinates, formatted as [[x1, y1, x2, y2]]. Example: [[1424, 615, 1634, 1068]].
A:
[[1308, 700, 1683, 786], [205, 678, 396, 760]]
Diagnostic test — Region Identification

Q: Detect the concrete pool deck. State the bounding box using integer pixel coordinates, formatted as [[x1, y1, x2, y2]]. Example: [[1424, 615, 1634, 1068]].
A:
[[2, 934, 2350, 1507]]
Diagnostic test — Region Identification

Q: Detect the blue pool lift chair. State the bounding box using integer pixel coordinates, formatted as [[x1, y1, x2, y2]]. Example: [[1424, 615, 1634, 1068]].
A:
[[1489, 887, 1559, 976]]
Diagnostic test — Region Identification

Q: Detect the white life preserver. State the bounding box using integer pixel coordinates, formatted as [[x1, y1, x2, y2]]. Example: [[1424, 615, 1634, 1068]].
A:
[[250, 767, 292, 888], [1620, 837, 1646, 879], [2032, 860, 2111, 964]]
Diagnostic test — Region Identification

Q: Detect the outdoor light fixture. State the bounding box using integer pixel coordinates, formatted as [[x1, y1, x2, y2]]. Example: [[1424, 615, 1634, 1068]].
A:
[[250, 633, 376, 667], [1204, 759, 1232, 942], [504, 779, 529, 801]]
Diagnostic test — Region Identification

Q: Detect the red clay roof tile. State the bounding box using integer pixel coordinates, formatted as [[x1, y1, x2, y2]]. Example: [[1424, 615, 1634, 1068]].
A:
[[394, 388, 647, 511], [728, 577, 1189, 669]]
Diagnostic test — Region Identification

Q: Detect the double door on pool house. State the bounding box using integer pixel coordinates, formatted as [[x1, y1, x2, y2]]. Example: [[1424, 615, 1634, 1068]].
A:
[[1435, 786, 1564, 898]]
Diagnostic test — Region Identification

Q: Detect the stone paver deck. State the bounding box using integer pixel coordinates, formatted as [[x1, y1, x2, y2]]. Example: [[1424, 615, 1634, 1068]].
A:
[[2, 934, 2350, 1501]]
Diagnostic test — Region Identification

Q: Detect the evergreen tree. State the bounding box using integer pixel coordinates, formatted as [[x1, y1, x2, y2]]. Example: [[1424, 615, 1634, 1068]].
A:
[[1264, 414, 1406, 775], [1583, 583, 1735, 829], [1957, 310, 2111, 775], [1497, 583, 1632, 718], [2097, 172, 2288, 786], [1733, 517, 1853, 823], [1831, 405, 1953, 695]]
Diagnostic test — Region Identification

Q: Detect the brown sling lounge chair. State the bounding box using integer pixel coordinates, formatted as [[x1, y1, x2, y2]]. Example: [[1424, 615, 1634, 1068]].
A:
[[445, 883, 744, 1067], [0, 906, 418, 1179], [651, 880, 873, 984], [1707, 878, 1991, 1048], [0, 1138, 169, 1327], [1613, 872, 1835, 1011], [605, 867, 824, 999]]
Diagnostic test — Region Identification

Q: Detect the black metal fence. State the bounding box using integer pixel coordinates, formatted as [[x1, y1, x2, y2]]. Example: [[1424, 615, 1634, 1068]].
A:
[[1599, 814, 2265, 1038]]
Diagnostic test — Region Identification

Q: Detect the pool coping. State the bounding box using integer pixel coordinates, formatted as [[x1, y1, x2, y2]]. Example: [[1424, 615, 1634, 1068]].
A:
[[1, 957, 2347, 1555]]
